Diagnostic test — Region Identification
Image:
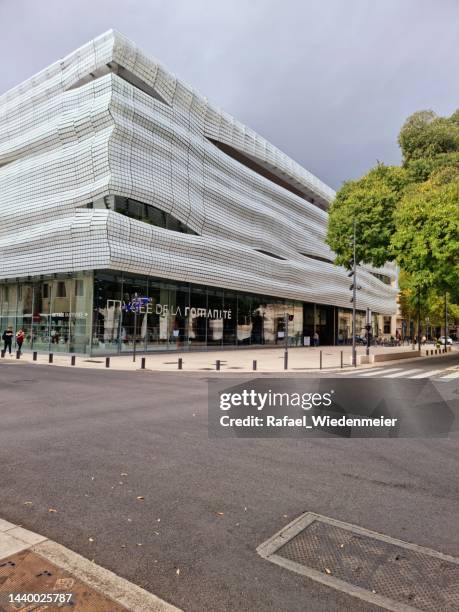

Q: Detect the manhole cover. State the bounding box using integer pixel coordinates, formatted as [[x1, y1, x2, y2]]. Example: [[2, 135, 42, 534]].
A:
[[257, 512, 459, 611]]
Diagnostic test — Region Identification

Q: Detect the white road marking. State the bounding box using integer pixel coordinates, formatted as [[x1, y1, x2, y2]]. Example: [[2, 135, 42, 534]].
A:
[[339, 368, 385, 376], [357, 368, 403, 377], [438, 371, 459, 379], [382, 368, 422, 378], [410, 369, 444, 379]]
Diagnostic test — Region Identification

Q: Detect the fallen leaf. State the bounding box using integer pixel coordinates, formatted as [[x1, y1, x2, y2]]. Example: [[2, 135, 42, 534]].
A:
[[154, 531, 160, 536], [339, 544, 344, 548], [136, 543, 143, 546], [121, 473, 128, 477], [216, 512, 224, 516], [91, 476, 95, 481], [283, 514, 288, 518], [324, 568, 332, 575], [119, 482, 124, 485], [244, 507, 247, 512], [24, 501, 33, 506], [176, 568, 180, 575], [157, 518, 161, 522], [136, 496, 144, 501], [127, 518, 132, 522], [88, 537, 94, 543], [121, 544, 126, 548], [48, 508, 57, 513]]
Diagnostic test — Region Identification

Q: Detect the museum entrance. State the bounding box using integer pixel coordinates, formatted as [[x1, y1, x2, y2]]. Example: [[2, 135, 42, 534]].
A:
[[303, 303, 336, 345]]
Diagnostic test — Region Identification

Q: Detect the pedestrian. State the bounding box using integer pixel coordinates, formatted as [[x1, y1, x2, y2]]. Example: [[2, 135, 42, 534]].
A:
[[2, 326, 14, 355], [313, 331, 319, 347], [16, 328, 25, 353]]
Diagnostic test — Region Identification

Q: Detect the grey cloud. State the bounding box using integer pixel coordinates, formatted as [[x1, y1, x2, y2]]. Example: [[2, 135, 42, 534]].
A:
[[1, 0, 459, 189]]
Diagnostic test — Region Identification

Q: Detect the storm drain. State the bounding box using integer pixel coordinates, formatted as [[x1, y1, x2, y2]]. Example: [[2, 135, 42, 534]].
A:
[[257, 512, 459, 612]]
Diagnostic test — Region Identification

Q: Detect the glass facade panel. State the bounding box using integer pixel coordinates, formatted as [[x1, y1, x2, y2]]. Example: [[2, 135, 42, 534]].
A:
[[120, 275, 149, 353], [0, 270, 377, 355], [188, 286, 207, 347], [0, 273, 92, 354], [223, 291, 237, 346], [207, 288, 224, 346], [237, 295, 252, 345], [168, 285, 189, 349], [113, 196, 198, 235], [337, 308, 366, 344]]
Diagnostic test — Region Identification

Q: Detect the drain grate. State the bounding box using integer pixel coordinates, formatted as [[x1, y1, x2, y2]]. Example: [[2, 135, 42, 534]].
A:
[[257, 512, 459, 612]]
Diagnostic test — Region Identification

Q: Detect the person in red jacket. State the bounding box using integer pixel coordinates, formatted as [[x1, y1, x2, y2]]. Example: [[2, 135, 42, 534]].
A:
[[16, 329, 25, 353]]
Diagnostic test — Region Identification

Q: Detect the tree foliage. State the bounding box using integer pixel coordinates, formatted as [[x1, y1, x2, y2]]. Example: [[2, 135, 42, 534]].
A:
[[392, 166, 459, 301], [398, 110, 459, 163], [326, 164, 407, 268], [326, 108, 459, 311]]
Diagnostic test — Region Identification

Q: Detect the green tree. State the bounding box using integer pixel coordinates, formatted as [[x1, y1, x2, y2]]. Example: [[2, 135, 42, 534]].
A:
[[398, 110, 459, 163], [392, 166, 459, 301], [326, 164, 407, 268], [327, 108, 459, 305]]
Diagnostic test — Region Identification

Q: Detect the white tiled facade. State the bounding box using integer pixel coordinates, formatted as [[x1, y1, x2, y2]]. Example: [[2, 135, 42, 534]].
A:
[[0, 30, 397, 353]]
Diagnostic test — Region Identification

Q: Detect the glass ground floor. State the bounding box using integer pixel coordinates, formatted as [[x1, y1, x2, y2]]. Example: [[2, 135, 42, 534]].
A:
[[0, 270, 375, 355]]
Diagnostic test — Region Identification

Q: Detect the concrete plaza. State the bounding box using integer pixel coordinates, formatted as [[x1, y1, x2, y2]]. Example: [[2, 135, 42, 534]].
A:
[[2, 343, 453, 372]]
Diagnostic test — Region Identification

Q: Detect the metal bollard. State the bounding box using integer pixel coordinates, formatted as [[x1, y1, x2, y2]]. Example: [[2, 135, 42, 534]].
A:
[[320, 350, 323, 370], [253, 359, 257, 371], [33, 351, 37, 361], [16, 350, 20, 359], [48, 353, 53, 364], [1, 350, 5, 358], [71, 355, 76, 366], [178, 357, 183, 370], [216, 359, 221, 371], [284, 351, 288, 370], [340, 350, 343, 369], [105, 357, 110, 368], [141, 357, 146, 369]]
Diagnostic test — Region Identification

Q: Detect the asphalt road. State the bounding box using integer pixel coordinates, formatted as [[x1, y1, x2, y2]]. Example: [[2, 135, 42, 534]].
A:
[[0, 360, 458, 611]]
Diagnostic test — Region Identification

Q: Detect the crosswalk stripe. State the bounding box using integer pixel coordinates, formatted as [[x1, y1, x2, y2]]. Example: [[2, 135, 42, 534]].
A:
[[439, 371, 459, 379], [338, 367, 385, 376], [382, 369, 422, 378], [358, 368, 402, 377], [410, 369, 444, 379], [347, 368, 390, 376]]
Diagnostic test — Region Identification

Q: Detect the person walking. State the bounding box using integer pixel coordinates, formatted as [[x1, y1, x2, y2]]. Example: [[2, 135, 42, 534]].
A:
[[2, 326, 14, 355], [313, 331, 319, 347], [16, 328, 25, 354]]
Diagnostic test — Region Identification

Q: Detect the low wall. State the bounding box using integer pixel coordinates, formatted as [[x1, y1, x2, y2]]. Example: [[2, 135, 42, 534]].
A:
[[372, 350, 420, 362]]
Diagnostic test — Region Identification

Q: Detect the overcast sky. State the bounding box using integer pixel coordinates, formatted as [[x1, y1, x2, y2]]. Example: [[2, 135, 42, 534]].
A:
[[1, 0, 459, 189]]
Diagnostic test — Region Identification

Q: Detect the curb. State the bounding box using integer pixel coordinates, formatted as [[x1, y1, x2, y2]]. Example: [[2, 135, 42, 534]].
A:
[[0, 519, 181, 612]]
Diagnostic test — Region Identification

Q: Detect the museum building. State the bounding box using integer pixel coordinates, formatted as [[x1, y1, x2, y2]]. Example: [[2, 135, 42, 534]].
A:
[[0, 31, 398, 355]]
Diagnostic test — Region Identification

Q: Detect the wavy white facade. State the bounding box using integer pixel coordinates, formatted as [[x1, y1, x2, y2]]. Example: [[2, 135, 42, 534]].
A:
[[0, 30, 397, 353]]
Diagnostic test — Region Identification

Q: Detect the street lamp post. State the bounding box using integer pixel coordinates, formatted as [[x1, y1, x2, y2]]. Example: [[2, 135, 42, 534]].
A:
[[365, 308, 372, 357], [417, 286, 421, 351], [349, 220, 361, 367], [444, 292, 448, 351]]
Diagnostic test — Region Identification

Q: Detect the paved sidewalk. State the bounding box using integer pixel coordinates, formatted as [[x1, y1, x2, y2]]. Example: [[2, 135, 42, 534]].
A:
[[1, 344, 456, 373], [0, 519, 180, 611]]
